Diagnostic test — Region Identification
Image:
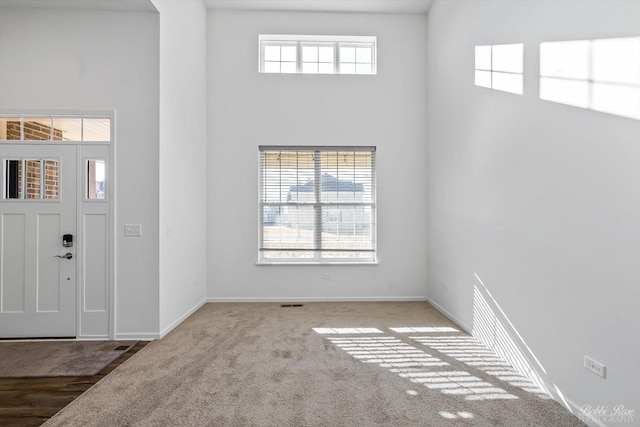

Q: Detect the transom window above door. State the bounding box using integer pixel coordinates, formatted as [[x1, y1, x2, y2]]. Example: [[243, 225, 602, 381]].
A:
[[0, 115, 111, 142]]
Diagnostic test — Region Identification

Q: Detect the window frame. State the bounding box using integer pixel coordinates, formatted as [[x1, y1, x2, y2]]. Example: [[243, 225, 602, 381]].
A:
[[259, 35, 377, 75], [2, 157, 61, 202], [300, 42, 337, 74], [258, 146, 377, 265], [261, 41, 298, 74], [0, 114, 112, 142], [338, 42, 375, 75]]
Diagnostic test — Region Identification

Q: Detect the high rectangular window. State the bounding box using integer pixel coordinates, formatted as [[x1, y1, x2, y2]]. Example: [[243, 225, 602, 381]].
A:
[[475, 43, 524, 95], [339, 44, 374, 75], [263, 42, 298, 74], [301, 43, 335, 74], [259, 35, 376, 75], [259, 146, 376, 264]]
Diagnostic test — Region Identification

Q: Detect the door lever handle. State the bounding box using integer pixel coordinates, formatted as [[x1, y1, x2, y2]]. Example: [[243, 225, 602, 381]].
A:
[[55, 252, 73, 259]]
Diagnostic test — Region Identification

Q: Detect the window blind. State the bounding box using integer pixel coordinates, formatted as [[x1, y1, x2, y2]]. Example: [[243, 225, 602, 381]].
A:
[[259, 146, 376, 263]]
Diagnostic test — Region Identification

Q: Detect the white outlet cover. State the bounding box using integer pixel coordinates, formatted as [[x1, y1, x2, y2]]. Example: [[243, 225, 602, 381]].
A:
[[584, 355, 606, 378]]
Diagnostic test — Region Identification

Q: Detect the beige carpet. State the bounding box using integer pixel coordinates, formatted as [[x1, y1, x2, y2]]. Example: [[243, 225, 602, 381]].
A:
[[0, 341, 137, 377], [44, 302, 584, 426]]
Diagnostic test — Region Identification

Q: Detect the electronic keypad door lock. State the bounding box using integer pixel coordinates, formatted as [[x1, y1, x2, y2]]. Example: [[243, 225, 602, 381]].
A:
[[63, 234, 73, 248]]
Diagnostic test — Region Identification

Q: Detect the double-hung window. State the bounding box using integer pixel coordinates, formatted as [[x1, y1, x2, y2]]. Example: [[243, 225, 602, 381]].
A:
[[259, 146, 376, 264]]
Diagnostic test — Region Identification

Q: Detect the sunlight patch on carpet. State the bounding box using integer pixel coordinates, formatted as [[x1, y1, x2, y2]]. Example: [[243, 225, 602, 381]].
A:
[[320, 331, 520, 401]]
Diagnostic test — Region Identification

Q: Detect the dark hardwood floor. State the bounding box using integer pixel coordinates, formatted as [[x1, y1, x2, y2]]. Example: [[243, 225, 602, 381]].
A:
[[0, 341, 149, 427]]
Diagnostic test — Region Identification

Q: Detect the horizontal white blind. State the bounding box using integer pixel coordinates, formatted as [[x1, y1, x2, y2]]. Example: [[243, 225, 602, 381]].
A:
[[259, 146, 376, 263]]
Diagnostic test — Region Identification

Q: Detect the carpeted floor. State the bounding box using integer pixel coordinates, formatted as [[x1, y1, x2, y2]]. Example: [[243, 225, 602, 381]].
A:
[[0, 341, 138, 377], [43, 302, 585, 426]]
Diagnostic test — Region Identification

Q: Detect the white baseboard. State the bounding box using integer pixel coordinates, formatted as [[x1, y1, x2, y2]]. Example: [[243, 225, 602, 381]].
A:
[[425, 297, 472, 333], [113, 300, 207, 341], [159, 298, 207, 339], [560, 395, 606, 427], [206, 296, 428, 303], [114, 332, 162, 340], [112, 298, 428, 340], [76, 335, 109, 341]]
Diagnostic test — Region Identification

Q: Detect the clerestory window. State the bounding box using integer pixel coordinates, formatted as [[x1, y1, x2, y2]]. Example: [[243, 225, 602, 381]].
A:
[[259, 35, 377, 75]]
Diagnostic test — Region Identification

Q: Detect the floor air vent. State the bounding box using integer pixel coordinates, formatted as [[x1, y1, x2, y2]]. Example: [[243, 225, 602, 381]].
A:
[[280, 304, 304, 308], [100, 344, 131, 352]]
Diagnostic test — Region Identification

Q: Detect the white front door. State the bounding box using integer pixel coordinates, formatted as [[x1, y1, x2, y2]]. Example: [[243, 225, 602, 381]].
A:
[[0, 144, 77, 337]]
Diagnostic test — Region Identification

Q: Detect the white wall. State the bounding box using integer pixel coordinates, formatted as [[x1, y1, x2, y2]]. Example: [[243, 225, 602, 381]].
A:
[[152, 0, 208, 336], [0, 7, 161, 337], [207, 11, 428, 300], [426, 0, 640, 421]]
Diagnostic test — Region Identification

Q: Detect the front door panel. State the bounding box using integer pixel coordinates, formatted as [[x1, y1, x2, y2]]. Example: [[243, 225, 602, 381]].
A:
[[0, 145, 76, 337]]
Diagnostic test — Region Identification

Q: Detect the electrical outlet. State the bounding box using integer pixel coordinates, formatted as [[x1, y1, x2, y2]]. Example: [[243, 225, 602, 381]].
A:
[[124, 224, 142, 237], [584, 356, 606, 378], [322, 273, 332, 280]]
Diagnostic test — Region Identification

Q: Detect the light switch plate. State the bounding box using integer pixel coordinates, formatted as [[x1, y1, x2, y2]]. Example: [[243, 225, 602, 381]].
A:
[[124, 224, 142, 236]]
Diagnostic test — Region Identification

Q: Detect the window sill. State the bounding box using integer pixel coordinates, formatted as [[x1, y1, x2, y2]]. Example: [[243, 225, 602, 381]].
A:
[[256, 261, 378, 266]]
